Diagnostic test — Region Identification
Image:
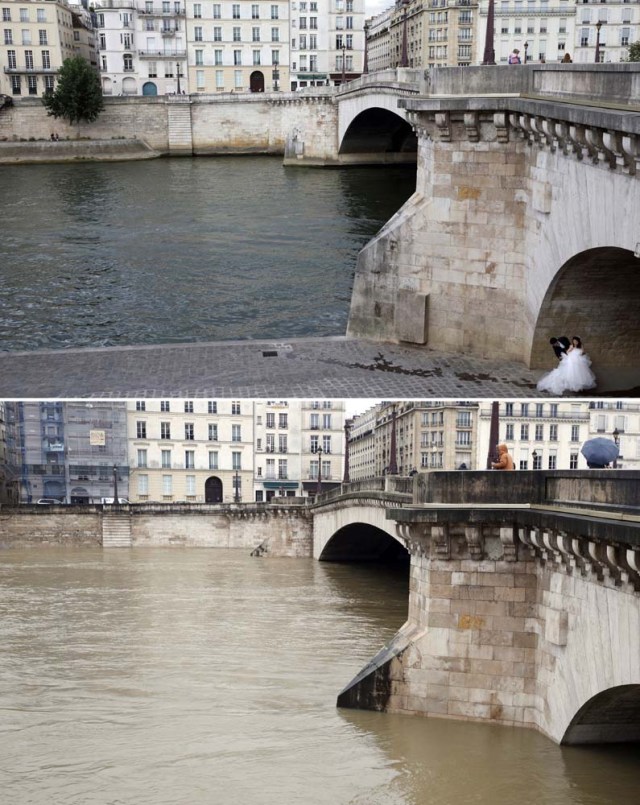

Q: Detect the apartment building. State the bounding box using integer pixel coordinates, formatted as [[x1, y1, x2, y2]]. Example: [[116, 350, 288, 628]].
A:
[[127, 398, 254, 502], [366, 0, 479, 71], [588, 401, 640, 469], [347, 400, 479, 478], [94, 0, 187, 96], [5, 401, 129, 503], [572, 0, 639, 64], [0, 401, 20, 504], [298, 399, 345, 494], [0, 0, 77, 97]]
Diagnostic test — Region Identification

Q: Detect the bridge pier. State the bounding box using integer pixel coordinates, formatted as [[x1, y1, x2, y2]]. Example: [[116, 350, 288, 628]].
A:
[[332, 472, 640, 745], [346, 65, 640, 389]]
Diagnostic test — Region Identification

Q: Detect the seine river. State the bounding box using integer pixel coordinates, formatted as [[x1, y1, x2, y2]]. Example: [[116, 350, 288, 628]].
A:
[[0, 549, 637, 805], [0, 158, 415, 351]]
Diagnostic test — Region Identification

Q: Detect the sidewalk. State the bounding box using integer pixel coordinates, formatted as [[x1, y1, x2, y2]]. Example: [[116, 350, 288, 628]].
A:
[[0, 336, 630, 399]]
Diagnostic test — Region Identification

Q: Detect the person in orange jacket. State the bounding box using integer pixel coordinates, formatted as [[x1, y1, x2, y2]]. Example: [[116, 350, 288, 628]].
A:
[[491, 444, 515, 470]]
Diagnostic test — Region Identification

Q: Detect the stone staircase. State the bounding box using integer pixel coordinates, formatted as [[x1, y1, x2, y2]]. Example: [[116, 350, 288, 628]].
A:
[[167, 97, 193, 155], [102, 510, 132, 548]]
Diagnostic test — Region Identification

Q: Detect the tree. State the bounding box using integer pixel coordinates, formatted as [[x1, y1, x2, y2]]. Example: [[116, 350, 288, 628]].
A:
[[42, 56, 104, 125], [627, 42, 640, 62]]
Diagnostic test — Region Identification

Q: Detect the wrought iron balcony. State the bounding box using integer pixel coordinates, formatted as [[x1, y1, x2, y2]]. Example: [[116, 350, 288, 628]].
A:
[[4, 66, 57, 74], [137, 49, 186, 58]]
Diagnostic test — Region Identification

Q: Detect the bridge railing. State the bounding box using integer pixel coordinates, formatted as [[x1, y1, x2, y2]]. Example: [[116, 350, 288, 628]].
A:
[[315, 475, 415, 503], [338, 68, 426, 95], [415, 469, 640, 513]]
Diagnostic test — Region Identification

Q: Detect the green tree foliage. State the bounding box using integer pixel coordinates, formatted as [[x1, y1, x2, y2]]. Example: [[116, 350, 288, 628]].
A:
[[627, 42, 640, 62], [42, 56, 104, 125]]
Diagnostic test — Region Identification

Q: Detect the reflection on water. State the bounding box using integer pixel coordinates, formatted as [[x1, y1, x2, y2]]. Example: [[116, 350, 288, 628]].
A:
[[0, 158, 416, 351], [0, 549, 637, 805]]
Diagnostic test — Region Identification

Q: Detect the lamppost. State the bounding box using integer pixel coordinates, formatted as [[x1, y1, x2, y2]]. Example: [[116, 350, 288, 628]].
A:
[[613, 428, 620, 468], [532, 450, 538, 470], [112, 465, 119, 504], [176, 61, 181, 94], [341, 45, 346, 84], [523, 41, 528, 64], [273, 64, 280, 91], [486, 401, 500, 469], [315, 445, 323, 498], [363, 22, 369, 74], [234, 470, 240, 503], [595, 21, 602, 64], [343, 420, 351, 484]]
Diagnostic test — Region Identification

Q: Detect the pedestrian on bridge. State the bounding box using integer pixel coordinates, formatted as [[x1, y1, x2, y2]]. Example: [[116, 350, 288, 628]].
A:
[[491, 444, 515, 471]]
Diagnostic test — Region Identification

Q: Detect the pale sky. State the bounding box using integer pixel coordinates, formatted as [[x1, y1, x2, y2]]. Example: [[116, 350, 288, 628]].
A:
[[344, 398, 382, 418], [364, 0, 392, 20]]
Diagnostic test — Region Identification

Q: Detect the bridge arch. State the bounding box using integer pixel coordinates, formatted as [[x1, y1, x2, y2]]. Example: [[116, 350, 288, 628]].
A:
[[529, 246, 640, 378], [312, 500, 406, 560], [319, 521, 409, 563], [562, 684, 640, 745], [338, 107, 417, 163]]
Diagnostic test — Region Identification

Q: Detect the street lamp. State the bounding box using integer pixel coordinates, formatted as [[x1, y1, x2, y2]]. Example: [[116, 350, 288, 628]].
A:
[[532, 450, 538, 470], [612, 428, 620, 468], [112, 465, 119, 504], [523, 41, 528, 64], [273, 64, 280, 91], [315, 445, 323, 498], [481, 0, 496, 65], [595, 21, 603, 64], [341, 45, 346, 84], [176, 61, 181, 94], [234, 470, 240, 503]]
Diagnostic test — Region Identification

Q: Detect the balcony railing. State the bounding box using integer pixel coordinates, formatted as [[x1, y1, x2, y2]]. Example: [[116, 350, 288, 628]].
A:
[[138, 6, 185, 16], [4, 66, 57, 74], [137, 49, 186, 57]]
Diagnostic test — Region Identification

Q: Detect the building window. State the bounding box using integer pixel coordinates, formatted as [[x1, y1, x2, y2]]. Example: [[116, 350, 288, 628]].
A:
[[138, 474, 149, 495], [233, 26, 241, 41], [208, 401, 217, 414], [25, 49, 33, 69], [232, 401, 241, 415], [232, 452, 241, 470], [161, 449, 171, 468], [137, 449, 147, 468], [266, 433, 275, 452], [278, 413, 288, 429], [252, 26, 260, 41], [195, 50, 204, 66], [549, 424, 558, 441], [213, 4, 221, 18], [185, 423, 194, 440], [159, 400, 169, 412], [186, 475, 196, 496], [209, 451, 218, 470], [194, 26, 203, 41], [322, 414, 331, 429], [271, 27, 279, 42], [2, 8, 11, 21], [184, 400, 194, 413], [520, 424, 529, 440], [322, 435, 331, 453], [571, 425, 580, 442], [535, 424, 543, 441], [136, 421, 147, 439], [271, 4, 279, 19], [252, 4, 259, 18], [3, 29, 12, 45], [162, 475, 173, 495], [38, 29, 47, 45], [215, 49, 222, 65], [214, 26, 222, 41], [278, 459, 288, 479], [232, 3, 240, 18], [253, 50, 261, 64], [456, 411, 471, 427], [216, 70, 224, 88], [232, 424, 241, 442], [185, 450, 195, 469], [136, 400, 146, 411], [279, 434, 287, 453], [548, 453, 557, 470], [161, 421, 171, 440], [209, 423, 218, 441], [570, 453, 578, 470], [266, 412, 275, 429], [234, 69, 243, 88], [7, 49, 15, 68], [549, 403, 558, 417], [505, 403, 514, 417], [193, 3, 202, 18], [310, 413, 319, 429]]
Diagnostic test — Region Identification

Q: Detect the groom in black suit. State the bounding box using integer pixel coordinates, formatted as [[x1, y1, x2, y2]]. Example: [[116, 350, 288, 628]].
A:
[[550, 336, 570, 361]]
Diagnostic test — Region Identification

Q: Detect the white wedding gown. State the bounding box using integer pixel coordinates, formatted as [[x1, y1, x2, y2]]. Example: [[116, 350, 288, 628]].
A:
[[537, 348, 597, 394]]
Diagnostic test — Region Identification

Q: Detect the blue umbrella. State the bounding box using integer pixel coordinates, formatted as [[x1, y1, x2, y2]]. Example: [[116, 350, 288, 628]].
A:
[[580, 438, 619, 468]]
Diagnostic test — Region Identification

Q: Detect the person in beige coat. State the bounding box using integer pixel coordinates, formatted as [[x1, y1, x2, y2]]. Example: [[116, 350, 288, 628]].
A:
[[491, 444, 515, 470]]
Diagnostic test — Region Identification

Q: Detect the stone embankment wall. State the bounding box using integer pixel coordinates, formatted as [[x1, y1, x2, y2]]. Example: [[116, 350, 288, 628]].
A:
[[0, 93, 339, 162], [0, 504, 313, 557], [0, 138, 159, 163], [0, 508, 102, 546]]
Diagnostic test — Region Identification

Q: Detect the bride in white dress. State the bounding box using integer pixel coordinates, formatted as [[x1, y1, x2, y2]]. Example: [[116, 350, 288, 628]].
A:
[[537, 336, 597, 394]]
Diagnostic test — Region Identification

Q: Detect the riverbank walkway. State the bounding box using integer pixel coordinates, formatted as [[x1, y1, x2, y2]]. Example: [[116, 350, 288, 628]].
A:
[[0, 336, 633, 399]]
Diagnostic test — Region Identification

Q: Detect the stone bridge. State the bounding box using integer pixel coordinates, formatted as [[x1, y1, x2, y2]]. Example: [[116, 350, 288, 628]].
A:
[[344, 64, 640, 391], [312, 470, 640, 745]]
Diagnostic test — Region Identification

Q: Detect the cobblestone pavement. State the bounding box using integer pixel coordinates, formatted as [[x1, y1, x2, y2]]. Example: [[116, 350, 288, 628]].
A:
[[0, 336, 632, 399]]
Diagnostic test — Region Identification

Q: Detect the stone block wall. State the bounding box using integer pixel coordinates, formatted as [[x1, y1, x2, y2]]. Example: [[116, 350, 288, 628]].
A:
[[0, 510, 102, 546], [348, 115, 529, 362]]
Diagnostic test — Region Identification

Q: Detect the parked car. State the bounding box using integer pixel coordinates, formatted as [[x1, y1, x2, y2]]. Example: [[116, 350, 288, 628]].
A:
[[36, 498, 64, 505]]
